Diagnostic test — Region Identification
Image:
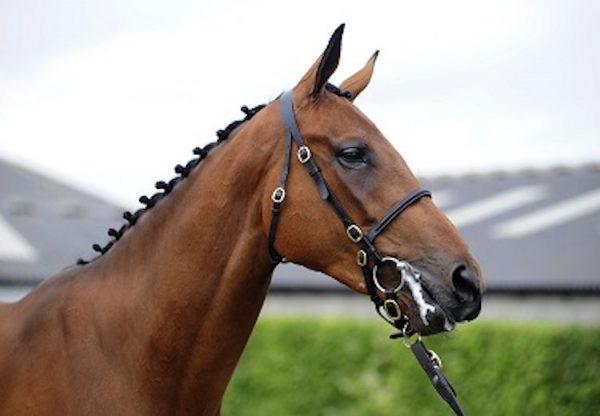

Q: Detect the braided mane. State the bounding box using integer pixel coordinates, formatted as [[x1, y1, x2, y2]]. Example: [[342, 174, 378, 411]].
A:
[[77, 103, 266, 265], [77, 85, 350, 265]]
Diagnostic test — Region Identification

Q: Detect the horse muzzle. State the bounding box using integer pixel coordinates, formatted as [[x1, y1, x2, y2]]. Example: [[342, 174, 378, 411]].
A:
[[388, 262, 482, 336]]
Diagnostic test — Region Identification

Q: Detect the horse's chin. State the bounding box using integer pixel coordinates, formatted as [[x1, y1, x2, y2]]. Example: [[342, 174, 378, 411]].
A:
[[405, 285, 456, 336], [409, 305, 455, 336]]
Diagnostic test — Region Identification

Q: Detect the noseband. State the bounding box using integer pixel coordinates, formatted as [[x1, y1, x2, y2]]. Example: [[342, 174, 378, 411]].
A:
[[268, 90, 431, 333], [268, 90, 465, 416]]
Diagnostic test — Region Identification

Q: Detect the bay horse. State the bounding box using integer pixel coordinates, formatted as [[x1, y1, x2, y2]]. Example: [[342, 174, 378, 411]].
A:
[[0, 25, 482, 415]]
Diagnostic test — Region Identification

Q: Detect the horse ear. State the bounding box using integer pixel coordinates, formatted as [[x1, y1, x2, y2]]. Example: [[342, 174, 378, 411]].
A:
[[295, 24, 345, 98], [339, 51, 379, 102]]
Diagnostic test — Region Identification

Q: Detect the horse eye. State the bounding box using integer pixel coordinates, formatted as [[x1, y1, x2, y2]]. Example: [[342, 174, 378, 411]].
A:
[[337, 147, 368, 169]]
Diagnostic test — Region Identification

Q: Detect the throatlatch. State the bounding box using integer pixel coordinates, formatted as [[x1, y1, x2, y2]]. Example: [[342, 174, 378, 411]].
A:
[[268, 89, 466, 416]]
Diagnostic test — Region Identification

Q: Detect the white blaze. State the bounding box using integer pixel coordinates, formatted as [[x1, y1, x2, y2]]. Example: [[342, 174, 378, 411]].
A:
[[403, 269, 436, 326]]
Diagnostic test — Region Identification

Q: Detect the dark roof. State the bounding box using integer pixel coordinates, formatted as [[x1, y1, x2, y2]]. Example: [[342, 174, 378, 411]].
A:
[[0, 159, 122, 283], [1, 158, 599, 293]]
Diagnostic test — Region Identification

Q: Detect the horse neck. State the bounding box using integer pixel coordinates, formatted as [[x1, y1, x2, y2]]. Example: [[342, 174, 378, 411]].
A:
[[92, 108, 281, 411]]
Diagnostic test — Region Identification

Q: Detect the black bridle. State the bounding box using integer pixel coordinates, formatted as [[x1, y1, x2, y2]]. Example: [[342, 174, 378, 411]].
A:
[[269, 90, 431, 329], [268, 90, 466, 416]]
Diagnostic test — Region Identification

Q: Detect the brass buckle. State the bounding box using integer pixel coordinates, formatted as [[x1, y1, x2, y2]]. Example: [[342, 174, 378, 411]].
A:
[[356, 250, 367, 266], [346, 224, 363, 243], [297, 146, 311, 164], [271, 187, 286, 203], [383, 299, 402, 321], [402, 331, 422, 348]]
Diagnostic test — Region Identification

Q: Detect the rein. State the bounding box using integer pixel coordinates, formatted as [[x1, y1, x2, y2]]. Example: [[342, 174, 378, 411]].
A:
[[268, 90, 466, 416]]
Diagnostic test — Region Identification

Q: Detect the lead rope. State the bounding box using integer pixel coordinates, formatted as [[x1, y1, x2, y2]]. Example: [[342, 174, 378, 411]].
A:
[[389, 331, 466, 416], [410, 339, 465, 416], [271, 89, 466, 416], [376, 270, 466, 415], [365, 199, 467, 416]]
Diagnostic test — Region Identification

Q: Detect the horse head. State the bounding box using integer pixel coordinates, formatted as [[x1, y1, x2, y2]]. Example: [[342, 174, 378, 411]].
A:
[[264, 25, 483, 336]]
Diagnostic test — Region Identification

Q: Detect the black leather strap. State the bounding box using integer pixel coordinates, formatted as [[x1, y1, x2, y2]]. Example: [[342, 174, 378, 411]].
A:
[[279, 91, 303, 148], [268, 129, 292, 263], [411, 339, 466, 416], [367, 188, 432, 241], [271, 90, 431, 281], [280, 91, 330, 200]]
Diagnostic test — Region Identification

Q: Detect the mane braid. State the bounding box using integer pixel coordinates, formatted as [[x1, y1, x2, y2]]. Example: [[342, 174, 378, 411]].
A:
[[76, 103, 266, 265], [76, 84, 350, 266], [325, 83, 352, 98]]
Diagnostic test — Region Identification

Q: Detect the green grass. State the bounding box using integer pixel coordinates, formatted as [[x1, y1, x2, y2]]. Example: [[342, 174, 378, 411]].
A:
[[223, 318, 600, 415]]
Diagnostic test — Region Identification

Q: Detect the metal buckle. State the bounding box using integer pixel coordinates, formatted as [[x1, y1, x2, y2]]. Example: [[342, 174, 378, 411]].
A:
[[271, 187, 286, 203], [356, 250, 367, 266], [297, 146, 311, 164], [346, 224, 363, 243], [383, 299, 402, 321], [402, 331, 422, 348], [428, 349, 443, 368], [372, 256, 406, 293]]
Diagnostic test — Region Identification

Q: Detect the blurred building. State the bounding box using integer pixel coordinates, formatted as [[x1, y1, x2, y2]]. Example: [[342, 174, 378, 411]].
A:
[[275, 165, 600, 294], [1, 158, 599, 296], [0, 158, 122, 283]]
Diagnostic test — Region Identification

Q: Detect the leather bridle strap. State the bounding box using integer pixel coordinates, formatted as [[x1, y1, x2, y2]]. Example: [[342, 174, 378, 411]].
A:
[[269, 90, 371, 263], [268, 90, 465, 416], [367, 188, 432, 242], [269, 90, 431, 305], [267, 114, 293, 263]]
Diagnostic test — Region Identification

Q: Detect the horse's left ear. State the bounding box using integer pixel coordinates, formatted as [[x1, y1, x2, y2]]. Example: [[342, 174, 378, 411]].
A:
[[295, 24, 344, 98], [339, 50, 379, 102]]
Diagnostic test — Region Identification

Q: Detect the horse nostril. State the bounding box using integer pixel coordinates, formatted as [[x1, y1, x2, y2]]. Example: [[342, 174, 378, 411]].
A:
[[452, 264, 481, 304]]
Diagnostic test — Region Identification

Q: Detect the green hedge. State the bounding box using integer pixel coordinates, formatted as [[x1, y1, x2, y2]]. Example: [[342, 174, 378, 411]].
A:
[[223, 318, 600, 415]]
